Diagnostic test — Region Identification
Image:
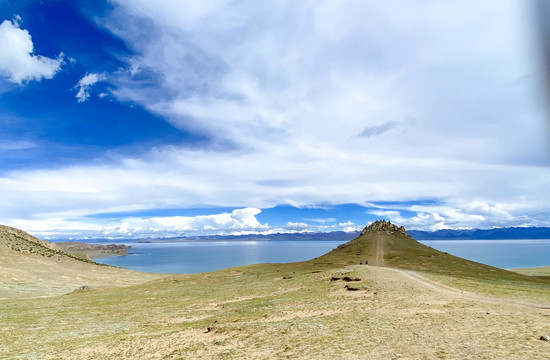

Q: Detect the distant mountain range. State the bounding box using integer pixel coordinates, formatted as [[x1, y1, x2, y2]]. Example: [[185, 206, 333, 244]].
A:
[[49, 227, 550, 244], [134, 231, 358, 243], [408, 227, 550, 240], [131, 227, 550, 243]]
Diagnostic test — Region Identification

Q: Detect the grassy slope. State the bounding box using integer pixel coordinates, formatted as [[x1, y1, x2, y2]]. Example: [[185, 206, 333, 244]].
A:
[[0, 225, 161, 299], [1, 223, 549, 359], [511, 266, 550, 279], [2, 259, 549, 359]]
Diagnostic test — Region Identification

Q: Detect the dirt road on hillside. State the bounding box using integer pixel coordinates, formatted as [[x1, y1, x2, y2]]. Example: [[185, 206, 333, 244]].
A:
[[375, 233, 385, 266]]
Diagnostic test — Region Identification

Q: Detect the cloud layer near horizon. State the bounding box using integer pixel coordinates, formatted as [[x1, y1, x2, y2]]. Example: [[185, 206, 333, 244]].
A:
[[1, 0, 549, 237]]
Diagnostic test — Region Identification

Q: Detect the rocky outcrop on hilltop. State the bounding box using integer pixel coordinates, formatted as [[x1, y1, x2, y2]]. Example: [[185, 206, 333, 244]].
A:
[[360, 220, 407, 236]]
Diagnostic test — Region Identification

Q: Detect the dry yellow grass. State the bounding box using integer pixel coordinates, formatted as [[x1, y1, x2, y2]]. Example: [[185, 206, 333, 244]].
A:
[[0, 225, 162, 299], [1, 222, 549, 359], [511, 266, 550, 277]]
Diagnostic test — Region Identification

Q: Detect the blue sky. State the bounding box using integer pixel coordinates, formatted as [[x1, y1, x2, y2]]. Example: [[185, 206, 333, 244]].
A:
[[0, 0, 549, 240]]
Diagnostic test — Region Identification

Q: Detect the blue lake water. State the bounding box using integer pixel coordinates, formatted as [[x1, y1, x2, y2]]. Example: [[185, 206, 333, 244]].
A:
[[96, 239, 550, 274], [420, 239, 550, 270], [96, 241, 344, 274]]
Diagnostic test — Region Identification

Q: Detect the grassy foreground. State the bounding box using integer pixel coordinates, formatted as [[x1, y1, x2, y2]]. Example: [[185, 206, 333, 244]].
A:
[[1, 222, 549, 359]]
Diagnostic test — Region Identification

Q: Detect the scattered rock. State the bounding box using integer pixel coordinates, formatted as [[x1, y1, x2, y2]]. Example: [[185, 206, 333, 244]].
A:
[[311, 271, 321, 273], [540, 335, 550, 341], [331, 276, 361, 282], [215, 339, 225, 345], [344, 285, 364, 291], [205, 326, 217, 333], [282, 276, 293, 279]]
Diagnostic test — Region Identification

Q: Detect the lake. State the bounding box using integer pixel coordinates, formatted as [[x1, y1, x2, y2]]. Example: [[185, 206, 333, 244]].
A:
[[96, 239, 550, 274], [96, 240, 343, 274], [421, 239, 550, 269]]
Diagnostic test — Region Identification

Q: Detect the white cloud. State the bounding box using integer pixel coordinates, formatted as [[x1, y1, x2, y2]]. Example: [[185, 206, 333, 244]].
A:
[[0, 140, 37, 151], [338, 221, 361, 233], [366, 198, 550, 231], [284, 222, 310, 230], [75, 73, 106, 102], [15, 208, 268, 240], [0, 17, 63, 84]]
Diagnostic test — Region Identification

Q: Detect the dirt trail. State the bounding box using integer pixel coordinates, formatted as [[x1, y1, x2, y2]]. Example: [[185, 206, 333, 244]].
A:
[[382, 267, 550, 310], [374, 233, 385, 266]]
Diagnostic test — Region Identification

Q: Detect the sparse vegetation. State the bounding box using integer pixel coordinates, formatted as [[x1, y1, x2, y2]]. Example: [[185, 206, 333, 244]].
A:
[[1, 222, 549, 359]]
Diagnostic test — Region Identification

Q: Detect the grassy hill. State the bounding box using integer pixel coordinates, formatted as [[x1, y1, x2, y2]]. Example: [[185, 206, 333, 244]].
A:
[[320, 221, 535, 279], [0, 225, 161, 299]]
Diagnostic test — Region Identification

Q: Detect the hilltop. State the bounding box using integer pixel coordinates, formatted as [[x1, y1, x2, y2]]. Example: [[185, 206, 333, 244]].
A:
[[0, 225, 161, 299]]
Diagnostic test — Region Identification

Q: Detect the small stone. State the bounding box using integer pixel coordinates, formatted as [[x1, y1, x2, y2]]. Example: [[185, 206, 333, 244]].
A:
[[215, 339, 225, 345], [523, 345, 532, 349], [540, 335, 550, 341]]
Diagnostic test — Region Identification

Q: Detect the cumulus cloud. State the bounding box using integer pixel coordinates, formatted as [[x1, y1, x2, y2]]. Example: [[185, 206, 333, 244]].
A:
[[284, 222, 310, 231], [338, 221, 361, 233], [0, 17, 63, 83], [366, 198, 549, 231], [16, 208, 268, 240], [75, 73, 106, 102]]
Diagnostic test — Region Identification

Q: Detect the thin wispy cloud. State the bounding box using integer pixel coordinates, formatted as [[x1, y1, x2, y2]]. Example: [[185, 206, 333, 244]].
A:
[[358, 121, 399, 138], [75, 73, 106, 102]]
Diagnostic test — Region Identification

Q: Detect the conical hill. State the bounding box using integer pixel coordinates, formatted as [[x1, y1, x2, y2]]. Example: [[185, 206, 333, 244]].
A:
[[318, 220, 535, 282]]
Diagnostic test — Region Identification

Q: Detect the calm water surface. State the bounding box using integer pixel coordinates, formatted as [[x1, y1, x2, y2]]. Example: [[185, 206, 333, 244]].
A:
[[96, 239, 550, 273], [420, 239, 550, 269], [97, 241, 343, 273]]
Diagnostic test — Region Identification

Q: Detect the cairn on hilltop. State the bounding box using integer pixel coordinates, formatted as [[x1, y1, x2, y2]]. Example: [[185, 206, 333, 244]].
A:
[[360, 220, 407, 236]]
